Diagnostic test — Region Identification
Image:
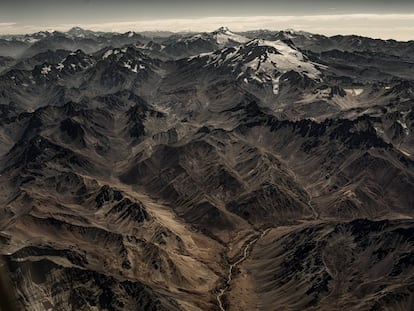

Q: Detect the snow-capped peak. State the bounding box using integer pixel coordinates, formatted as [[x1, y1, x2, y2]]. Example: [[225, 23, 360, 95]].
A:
[[211, 27, 249, 46], [193, 38, 325, 94], [68, 27, 85, 33], [100, 46, 149, 73], [67, 27, 87, 37], [66, 27, 99, 39], [284, 28, 313, 36], [125, 31, 136, 38], [242, 39, 322, 79], [214, 26, 231, 34]]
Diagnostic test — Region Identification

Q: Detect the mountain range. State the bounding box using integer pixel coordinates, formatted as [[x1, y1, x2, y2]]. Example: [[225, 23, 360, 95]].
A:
[[0, 26, 414, 311]]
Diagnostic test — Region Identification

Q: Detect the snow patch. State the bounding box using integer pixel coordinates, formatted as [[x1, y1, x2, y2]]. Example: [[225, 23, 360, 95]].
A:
[[374, 126, 385, 136], [124, 62, 145, 73], [215, 30, 249, 45], [103, 49, 120, 59], [25, 37, 40, 43], [188, 52, 213, 61], [344, 88, 364, 96], [397, 120, 408, 130], [56, 63, 64, 71], [41, 65, 52, 75], [272, 76, 281, 95], [103, 49, 113, 59], [397, 120, 409, 135]]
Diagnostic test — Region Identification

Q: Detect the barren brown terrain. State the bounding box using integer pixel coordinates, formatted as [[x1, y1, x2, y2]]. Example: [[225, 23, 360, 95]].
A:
[[1, 27, 414, 310]]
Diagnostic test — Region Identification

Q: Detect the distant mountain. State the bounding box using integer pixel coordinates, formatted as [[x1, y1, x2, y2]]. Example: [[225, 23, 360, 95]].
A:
[[0, 28, 148, 58], [160, 27, 249, 59], [242, 29, 414, 61], [65, 27, 104, 39]]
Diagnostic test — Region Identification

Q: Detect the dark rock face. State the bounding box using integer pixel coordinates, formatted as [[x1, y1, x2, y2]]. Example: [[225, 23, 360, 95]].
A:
[[226, 182, 308, 224], [105, 198, 149, 223], [1, 27, 414, 311], [279, 70, 317, 90], [248, 220, 414, 310], [96, 185, 124, 208], [59, 118, 86, 146], [6, 258, 180, 311]]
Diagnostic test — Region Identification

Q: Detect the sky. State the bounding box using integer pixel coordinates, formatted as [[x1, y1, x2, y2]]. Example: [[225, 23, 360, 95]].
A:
[[0, 0, 414, 40]]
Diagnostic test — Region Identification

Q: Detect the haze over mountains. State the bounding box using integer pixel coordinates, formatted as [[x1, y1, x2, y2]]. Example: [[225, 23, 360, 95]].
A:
[[0, 26, 414, 311]]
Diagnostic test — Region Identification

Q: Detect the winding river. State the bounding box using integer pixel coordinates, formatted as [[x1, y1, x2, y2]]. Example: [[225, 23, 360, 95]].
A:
[[216, 229, 271, 311]]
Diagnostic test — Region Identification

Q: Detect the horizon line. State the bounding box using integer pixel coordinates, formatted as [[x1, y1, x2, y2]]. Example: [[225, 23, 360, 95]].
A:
[[0, 14, 413, 41]]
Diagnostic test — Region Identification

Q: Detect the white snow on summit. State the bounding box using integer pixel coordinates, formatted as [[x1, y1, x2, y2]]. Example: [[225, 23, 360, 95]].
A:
[[183, 27, 249, 47], [213, 27, 249, 46], [246, 39, 321, 80], [197, 38, 324, 94]]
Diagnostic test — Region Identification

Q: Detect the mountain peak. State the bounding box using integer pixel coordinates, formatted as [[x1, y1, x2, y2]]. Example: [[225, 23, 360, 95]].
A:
[[66, 27, 97, 38], [69, 26, 84, 31], [283, 28, 314, 37], [67, 27, 86, 33], [211, 27, 249, 46], [214, 26, 231, 34]]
